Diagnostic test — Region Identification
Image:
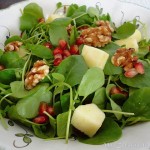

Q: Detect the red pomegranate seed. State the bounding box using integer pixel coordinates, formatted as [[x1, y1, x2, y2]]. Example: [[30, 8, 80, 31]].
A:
[[63, 50, 71, 58], [124, 68, 138, 78], [54, 58, 62, 66], [46, 106, 55, 116], [43, 42, 53, 49], [0, 65, 5, 71], [33, 115, 48, 124], [70, 45, 79, 55], [54, 53, 63, 60], [76, 37, 84, 45], [59, 39, 67, 50], [53, 47, 63, 55], [39, 102, 48, 116], [110, 86, 122, 95], [134, 62, 145, 74]]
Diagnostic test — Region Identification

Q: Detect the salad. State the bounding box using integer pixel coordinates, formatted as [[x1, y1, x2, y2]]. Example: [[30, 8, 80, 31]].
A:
[[0, 1, 150, 145]]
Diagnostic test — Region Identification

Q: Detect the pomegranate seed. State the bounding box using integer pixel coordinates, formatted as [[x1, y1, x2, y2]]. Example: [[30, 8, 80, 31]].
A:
[[38, 18, 45, 23], [59, 40, 67, 50], [124, 68, 138, 78], [63, 50, 71, 58], [43, 42, 53, 49], [53, 47, 63, 55], [39, 102, 48, 116], [76, 37, 84, 45], [54, 53, 63, 60], [33, 115, 48, 124], [53, 58, 62, 66], [70, 45, 79, 55], [110, 86, 122, 95], [46, 106, 55, 116], [134, 62, 145, 74], [0, 65, 5, 71]]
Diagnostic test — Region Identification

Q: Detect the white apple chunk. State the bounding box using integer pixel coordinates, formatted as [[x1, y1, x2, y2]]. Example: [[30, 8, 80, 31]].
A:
[[81, 45, 109, 70], [71, 103, 105, 137], [115, 29, 142, 52]]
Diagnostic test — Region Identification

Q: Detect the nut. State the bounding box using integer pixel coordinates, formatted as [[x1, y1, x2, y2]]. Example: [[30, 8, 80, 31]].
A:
[[25, 60, 49, 90]]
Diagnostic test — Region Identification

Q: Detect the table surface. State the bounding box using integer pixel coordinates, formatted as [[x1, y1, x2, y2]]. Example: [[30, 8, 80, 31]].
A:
[[0, 0, 25, 9]]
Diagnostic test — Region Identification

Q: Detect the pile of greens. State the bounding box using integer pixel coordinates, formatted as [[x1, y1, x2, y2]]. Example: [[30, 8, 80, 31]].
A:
[[0, 2, 150, 145]]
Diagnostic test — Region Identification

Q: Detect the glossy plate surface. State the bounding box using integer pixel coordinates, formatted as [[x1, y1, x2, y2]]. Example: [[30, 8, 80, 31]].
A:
[[0, 0, 150, 150]]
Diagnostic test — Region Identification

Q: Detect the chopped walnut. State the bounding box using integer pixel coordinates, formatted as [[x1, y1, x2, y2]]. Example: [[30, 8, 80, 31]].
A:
[[80, 21, 114, 47], [25, 60, 49, 90], [4, 41, 23, 52]]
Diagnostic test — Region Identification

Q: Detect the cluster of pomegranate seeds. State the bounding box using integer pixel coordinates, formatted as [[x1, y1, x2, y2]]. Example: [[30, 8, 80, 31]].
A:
[[53, 39, 80, 66], [110, 86, 128, 97], [33, 102, 55, 124]]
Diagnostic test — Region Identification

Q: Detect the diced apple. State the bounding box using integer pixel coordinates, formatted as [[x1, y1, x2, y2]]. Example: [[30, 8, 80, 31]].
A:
[[71, 103, 105, 137], [46, 14, 64, 23], [81, 45, 109, 70], [115, 29, 142, 52]]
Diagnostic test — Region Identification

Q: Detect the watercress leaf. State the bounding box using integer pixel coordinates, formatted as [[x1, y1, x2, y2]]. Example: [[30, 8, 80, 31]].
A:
[[92, 87, 107, 109], [10, 81, 43, 98], [23, 135, 32, 144], [56, 55, 88, 87], [52, 73, 65, 82], [26, 44, 53, 59], [20, 13, 38, 31], [123, 87, 150, 124], [77, 117, 122, 145], [60, 93, 70, 112], [66, 4, 79, 17], [0, 52, 25, 68], [78, 67, 105, 99], [120, 63, 150, 88], [49, 24, 69, 46], [48, 116, 56, 138], [4, 35, 21, 45], [0, 69, 16, 84], [50, 17, 72, 26], [69, 26, 78, 45], [23, 3, 44, 19], [16, 84, 52, 119], [106, 84, 122, 120], [56, 2, 62, 9], [87, 7, 99, 18], [102, 42, 122, 75], [57, 112, 71, 137], [113, 22, 136, 39], [54, 101, 62, 115]]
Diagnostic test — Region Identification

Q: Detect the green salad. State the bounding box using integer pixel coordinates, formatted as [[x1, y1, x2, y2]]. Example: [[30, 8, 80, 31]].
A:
[[0, 2, 150, 145]]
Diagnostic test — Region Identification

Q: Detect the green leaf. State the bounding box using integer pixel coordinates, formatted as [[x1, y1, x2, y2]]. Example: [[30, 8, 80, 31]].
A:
[[56, 55, 88, 87], [56, 2, 62, 9], [52, 73, 65, 82], [0, 69, 16, 84], [54, 101, 62, 115], [15, 133, 25, 137], [20, 13, 38, 31], [123, 87, 150, 124], [87, 7, 99, 18], [92, 87, 106, 109], [60, 93, 70, 112], [78, 67, 105, 99], [4, 35, 21, 45], [77, 118, 122, 145], [57, 112, 69, 137], [66, 4, 79, 17], [16, 84, 52, 119], [50, 17, 72, 26], [0, 52, 25, 68], [106, 84, 122, 120], [49, 24, 69, 46], [113, 22, 136, 39], [27, 44, 53, 59], [23, 135, 32, 144], [69, 26, 78, 45], [23, 3, 44, 19]]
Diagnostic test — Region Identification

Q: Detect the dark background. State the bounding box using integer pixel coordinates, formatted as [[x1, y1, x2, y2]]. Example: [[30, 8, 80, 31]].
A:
[[0, 0, 25, 9]]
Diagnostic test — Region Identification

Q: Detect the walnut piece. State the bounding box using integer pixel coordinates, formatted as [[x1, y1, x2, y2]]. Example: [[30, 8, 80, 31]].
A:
[[80, 21, 114, 47], [25, 60, 49, 90], [4, 41, 23, 52]]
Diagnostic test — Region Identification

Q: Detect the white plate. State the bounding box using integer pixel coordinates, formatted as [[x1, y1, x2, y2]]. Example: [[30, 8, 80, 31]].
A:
[[0, 0, 150, 150]]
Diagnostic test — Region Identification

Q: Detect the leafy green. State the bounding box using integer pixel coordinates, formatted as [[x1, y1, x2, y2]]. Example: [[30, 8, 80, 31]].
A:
[[4, 35, 21, 45], [77, 118, 122, 145], [78, 67, 105, 100], [113, 22, 136, 39], [56, 55, 88, 87]]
